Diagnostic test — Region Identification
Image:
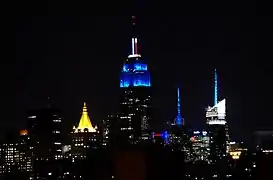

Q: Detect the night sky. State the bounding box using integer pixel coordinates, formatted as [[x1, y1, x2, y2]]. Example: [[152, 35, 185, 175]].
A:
[[9, 1, 273, 143]]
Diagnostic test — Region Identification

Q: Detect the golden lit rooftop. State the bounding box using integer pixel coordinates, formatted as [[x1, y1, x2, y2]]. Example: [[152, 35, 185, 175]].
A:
[[73, 102, 97, 133]]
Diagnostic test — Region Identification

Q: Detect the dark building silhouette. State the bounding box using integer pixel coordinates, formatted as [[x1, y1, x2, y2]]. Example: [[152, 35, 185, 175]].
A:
[[27, 108, 63, 178], [115, 150, 146, 180]]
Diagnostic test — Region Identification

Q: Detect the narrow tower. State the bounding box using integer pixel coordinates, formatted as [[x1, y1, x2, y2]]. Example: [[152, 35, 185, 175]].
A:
[[214, 69, 218, 106], [175, 87, 183, 125]]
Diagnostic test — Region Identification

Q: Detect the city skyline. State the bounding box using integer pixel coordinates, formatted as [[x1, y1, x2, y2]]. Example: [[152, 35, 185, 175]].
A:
[[11, 14, 273, 143]]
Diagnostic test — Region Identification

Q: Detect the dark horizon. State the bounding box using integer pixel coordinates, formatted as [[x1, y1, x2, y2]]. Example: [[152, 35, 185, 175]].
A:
[[9, 2, 273, 143]]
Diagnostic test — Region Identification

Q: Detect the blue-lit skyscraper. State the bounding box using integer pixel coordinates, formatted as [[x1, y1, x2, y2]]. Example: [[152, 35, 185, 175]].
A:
[[120, 39, 151, 88], [119, 16, 152, 142]]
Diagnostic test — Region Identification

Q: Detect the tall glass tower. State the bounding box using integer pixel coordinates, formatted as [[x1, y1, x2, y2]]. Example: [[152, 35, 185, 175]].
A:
[[119, 16, 152, 142], [206, 69, 229, 166]]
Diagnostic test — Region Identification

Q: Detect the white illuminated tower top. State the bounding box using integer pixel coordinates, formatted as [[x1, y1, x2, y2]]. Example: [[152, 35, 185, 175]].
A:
[[206, 99, 226, 125], [206, 69, 226, 125]]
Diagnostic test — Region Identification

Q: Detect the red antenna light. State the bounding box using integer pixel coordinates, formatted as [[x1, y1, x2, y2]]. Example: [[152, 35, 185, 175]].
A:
[[132, 16, 136, 26]]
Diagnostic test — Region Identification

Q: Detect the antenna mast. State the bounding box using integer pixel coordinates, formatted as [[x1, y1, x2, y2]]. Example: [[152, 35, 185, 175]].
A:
[[214, 69, 218, 106]]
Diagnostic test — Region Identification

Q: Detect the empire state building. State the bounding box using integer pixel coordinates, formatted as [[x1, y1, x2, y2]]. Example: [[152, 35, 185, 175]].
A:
[[119, 16, 152, 143]]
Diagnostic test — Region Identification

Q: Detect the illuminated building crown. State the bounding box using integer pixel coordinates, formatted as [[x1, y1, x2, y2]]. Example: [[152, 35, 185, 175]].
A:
[[120, 16, 151, 88], [73, 102, 97, 133], [206, 99, 226, 124]]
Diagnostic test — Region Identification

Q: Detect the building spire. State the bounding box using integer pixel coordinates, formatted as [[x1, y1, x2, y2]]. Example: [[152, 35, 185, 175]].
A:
[[83, 102, 87, 112], [175, 87, 183, 125], [131, 15, 139, 56], [73, 102, 97, 133], [214, 69, 218, 106]]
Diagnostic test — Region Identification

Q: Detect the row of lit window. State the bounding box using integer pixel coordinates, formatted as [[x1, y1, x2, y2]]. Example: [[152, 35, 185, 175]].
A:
[[53, 119, 61, 122], [54, 155, 63, 160], [121, 127, 133, 130], [1, 143, 19, 146]]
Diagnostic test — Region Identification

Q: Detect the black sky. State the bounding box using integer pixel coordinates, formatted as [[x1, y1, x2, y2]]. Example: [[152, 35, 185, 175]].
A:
[[9, 1, 273, 142]]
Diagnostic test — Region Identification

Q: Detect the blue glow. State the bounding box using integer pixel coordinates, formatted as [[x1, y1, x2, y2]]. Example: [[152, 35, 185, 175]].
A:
[[151, 132, 155, 139], [133, 72, 151, 86], [120, 60, 151, 88], [162, 131, 169, 143], [120, 80, 130, 87], [134, 63, 147, 71], [120, 73, 131, 87], [120, 73, 151, 87], [176, 87, 183, 125], [214, 69, 218, 106], [123, 64, 129, 72], [133, 80, 150, 87], [122, 63, 148, 72]]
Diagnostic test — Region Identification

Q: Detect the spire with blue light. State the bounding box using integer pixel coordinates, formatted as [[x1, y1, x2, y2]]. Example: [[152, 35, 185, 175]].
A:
[[214, 69, 218, 106], [175, 87, 183, 125], [120, 16, 151, 88]]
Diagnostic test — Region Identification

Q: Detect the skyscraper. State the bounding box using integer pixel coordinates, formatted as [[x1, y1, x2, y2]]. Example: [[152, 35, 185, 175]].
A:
[[119, 16, 152, 142], [206, 99, 227, 164], [167, 87, 191, 161], [206, 69, 228, 165], [71, 102, 98, 160], [213, 69, 230, 152]]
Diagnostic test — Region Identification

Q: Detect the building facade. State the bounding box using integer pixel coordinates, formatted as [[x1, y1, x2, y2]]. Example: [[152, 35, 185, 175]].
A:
[[190, 130, 210, 162], [0, 131, 32, 175]]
